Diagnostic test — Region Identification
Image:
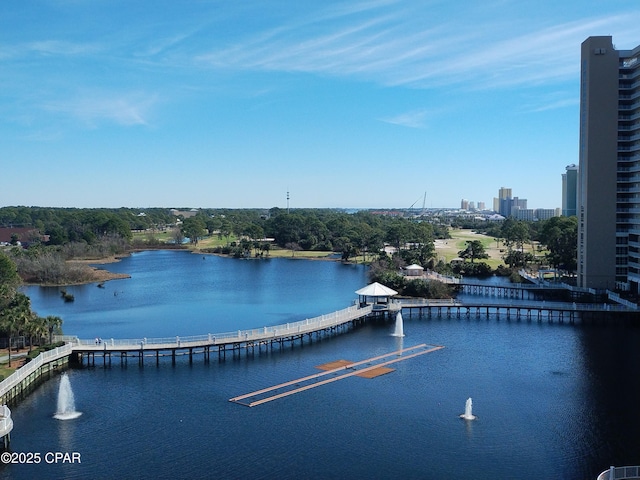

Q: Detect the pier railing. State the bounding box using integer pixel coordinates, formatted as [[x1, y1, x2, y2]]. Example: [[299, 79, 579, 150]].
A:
[[62, 304, 374, 349], [606, 291, 640, 310], [0, 344, 73, 400], [0, 405, 12, 437], [597, 465, 640, 480], [397, 298, 634, 312]]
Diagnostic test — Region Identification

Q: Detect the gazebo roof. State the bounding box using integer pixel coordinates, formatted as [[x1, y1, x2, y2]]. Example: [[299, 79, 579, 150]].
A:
[[355, 282, 398, 297], [405, 264, 424, 271]]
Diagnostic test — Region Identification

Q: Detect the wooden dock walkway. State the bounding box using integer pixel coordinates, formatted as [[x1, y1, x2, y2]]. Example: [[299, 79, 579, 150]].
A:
[[48, 282, 639, 371], [0, 345, 72, 407], [397, 298, 638, 322], [229, 343, 444, 407], [63, 304, 385, 367]]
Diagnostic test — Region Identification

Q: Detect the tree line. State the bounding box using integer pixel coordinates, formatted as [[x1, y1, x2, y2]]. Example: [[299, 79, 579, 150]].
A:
[[0, 206, 578, 284], [0, 206, 578, 352], [0, 252, 62, 369]]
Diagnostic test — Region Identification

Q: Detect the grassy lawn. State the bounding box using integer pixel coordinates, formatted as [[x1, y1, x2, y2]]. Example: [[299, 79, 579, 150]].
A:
[[435, 229, 503, 268], [0, 364, 14, 379], [132, 228, 543, 269], [131, 230, 176, 243], [436, 229, 544, 269]]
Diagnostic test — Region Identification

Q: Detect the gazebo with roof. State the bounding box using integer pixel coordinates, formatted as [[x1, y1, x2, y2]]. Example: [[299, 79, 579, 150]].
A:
[[404, 264, 424, 277], [355, 282, 398, 310]]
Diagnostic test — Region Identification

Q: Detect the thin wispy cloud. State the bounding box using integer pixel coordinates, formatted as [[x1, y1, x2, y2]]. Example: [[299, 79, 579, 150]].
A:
[[195, 8, 639, 91], [28, 40, 101, 56], [0, 40, 102, 60], [524, 96, 579, 113], [379, 109, 429, 128], [43, 92, 158, 127], [2, 1, 637, 210]]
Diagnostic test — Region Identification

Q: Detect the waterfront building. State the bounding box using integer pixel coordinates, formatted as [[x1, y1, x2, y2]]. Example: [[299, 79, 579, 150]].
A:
[[578, 36, 640, 291], [535, 209, 559, 221], [562, 164, 578, 217]]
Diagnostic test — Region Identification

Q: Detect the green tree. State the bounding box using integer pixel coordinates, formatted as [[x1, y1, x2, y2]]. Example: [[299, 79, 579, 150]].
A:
[[44, 315, 63, 344], [29, 316, 49, 348], [458, 240, 489, 264], [538, 216, 578, 272], [385, 219, 410, 250], [181, 217, 207, 245], [0, 252, 21, 290], [0, 292, 32, 365], [501, 219, 530, 253]]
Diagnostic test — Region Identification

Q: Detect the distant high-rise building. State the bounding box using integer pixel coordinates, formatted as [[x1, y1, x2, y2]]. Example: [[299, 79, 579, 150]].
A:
[[496, 187, 512, 216], [578, 36, 640, 291], [499, 187, 512, 199], [478, 202, 485, 210], [535, 209, 558, 221], [461, 199, 469, 210], [492, 188, 528, 217], [562, 164, 578, 217], [512, 197, 527, 211]]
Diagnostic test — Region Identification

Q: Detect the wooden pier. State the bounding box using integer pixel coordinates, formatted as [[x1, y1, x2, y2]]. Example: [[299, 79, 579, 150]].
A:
[[397, 299, 637, 323], [66, 304, 385, 368], [0, 345, 71, 407], [62, 294, 639, 370]]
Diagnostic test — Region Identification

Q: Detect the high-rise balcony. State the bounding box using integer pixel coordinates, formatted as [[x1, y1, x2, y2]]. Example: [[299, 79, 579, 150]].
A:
[[618, 112, 640, 121], [618, 101, 640, 111], [618, 144, 640, 153], [618, 133, 640, 142]]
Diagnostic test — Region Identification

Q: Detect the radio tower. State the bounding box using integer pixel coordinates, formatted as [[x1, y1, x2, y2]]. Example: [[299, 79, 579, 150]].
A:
[[287, 190, 290, 214]]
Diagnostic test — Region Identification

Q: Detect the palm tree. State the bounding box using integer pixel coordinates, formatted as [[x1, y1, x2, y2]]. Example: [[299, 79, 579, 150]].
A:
[[28, 316, 48, 350], [0, 309, 18, 367], [45, 315, 63, 344], [0, 292, 32, 365]]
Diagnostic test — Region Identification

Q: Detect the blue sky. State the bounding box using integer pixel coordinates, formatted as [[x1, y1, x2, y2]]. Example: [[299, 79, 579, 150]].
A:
[[1, 1, 638, 210]]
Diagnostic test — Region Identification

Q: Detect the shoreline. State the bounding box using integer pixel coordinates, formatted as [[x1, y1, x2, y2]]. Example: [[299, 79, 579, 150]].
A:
[[22, 248, 353, 288], [23, 256, 131, 287]]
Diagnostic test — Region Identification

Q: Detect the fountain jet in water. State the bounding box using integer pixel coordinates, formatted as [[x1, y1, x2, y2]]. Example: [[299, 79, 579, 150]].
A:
[[460, 397, 476, 420], [54, 373, 82, 420], [391, 311, 405, 337]]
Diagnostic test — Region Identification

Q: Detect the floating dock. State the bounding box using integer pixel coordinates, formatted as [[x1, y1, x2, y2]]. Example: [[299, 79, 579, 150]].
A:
[[229, 343, 444, 407]]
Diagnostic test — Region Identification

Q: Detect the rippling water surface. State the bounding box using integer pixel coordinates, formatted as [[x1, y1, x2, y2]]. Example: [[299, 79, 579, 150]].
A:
[[3, 251, 639, 480]]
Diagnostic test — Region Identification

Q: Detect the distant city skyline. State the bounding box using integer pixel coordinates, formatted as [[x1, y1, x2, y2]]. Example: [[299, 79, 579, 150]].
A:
[[1, 1, 638, 209]]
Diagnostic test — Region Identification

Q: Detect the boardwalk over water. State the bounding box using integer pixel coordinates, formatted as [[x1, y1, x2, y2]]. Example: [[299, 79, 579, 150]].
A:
[[397, 298, 637, 323], [63, 304, 390, 367], [2, 279, 638, 407], [62, 291, 639, 369]]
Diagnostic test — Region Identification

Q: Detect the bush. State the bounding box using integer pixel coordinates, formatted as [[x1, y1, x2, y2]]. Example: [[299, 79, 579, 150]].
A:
[[509, 271, 523, 283], [404, 278, 429, 297], [371, 271, 406, 292], [453, 262, 493, 277]]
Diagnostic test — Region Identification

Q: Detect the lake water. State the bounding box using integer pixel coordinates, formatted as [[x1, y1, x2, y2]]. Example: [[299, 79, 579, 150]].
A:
[[3, 251, 639, 480]]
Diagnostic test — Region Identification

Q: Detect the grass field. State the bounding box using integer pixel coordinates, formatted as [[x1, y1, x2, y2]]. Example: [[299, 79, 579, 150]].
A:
[[435, 229, 505, 268], [435, 229, 544, 269], [132, 228, 541, 267]]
